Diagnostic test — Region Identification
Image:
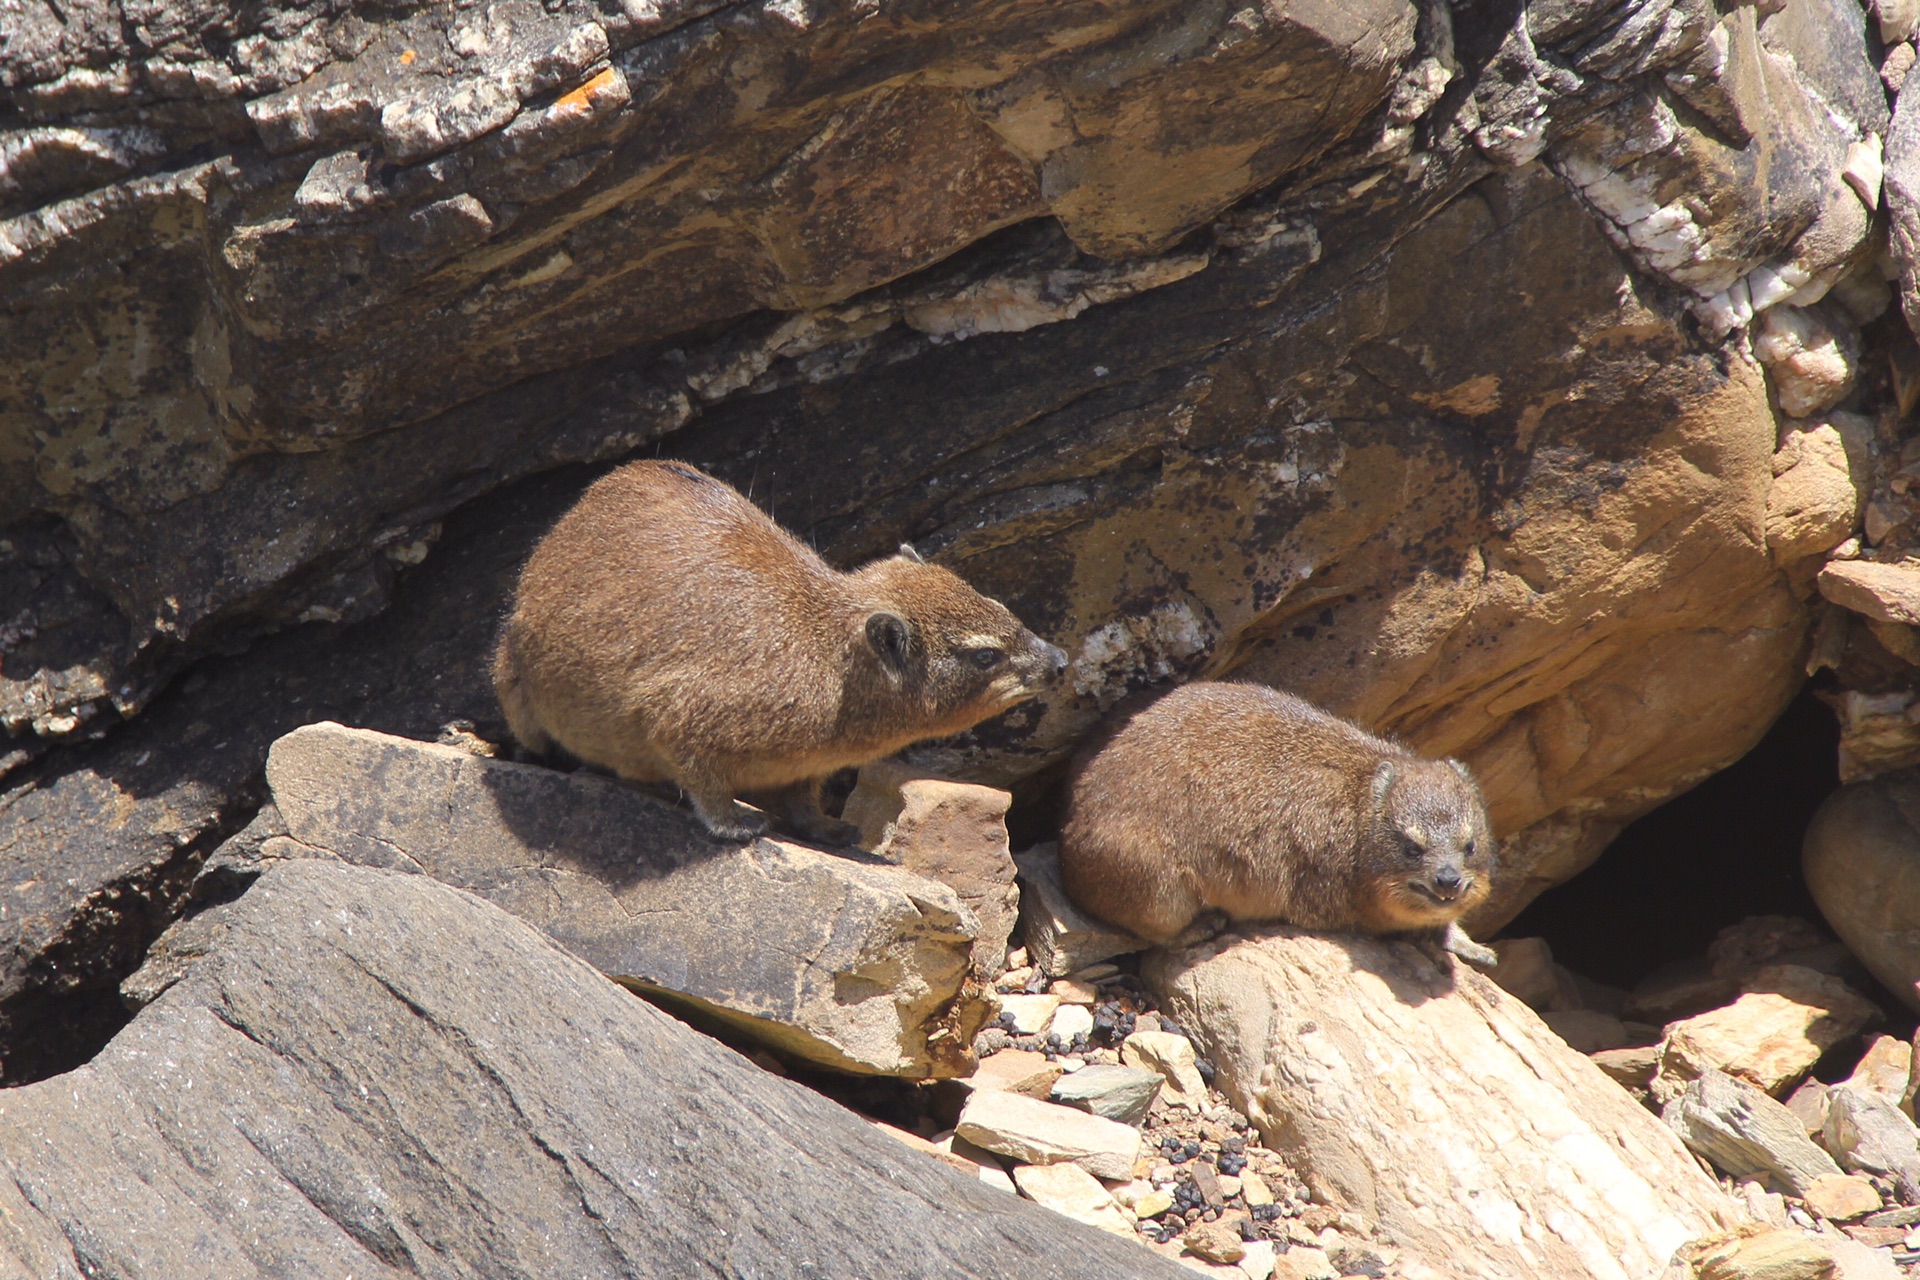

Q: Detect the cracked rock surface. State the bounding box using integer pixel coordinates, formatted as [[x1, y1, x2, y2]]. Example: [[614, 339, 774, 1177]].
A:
[[0, 857, 1189, 1279]]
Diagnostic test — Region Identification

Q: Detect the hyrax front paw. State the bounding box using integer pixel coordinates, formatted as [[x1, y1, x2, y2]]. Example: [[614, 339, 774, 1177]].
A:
[[1439, 921, 1497, 969]]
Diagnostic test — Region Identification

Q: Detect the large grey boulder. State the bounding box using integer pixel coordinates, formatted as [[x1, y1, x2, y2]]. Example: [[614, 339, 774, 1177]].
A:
[[262, 721, 990, 1077], [0, 858, 1189, 1279]]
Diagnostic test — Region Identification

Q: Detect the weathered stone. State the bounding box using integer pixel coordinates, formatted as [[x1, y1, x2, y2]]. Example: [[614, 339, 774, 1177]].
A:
[[1769, 419, 1871, 566], [1653, 966, 1880, 1100], [1663, 1068, 1844, 1194], [1239, 1240, 1278, 1280], [1787, 1079, 1833, 1138], [1123, 1030, 1209, 1111], [264, 722, 987, 1078], [1801, 1174, 1884, 1222], [1111, 1178, 1174, 1220], [842, 760, 1019, 980], [1050, 978, 1100, 1005], [1803, 770, 1920, 1013], [1824, 1085, 1920, 1198], [954, 1089, 1142, 1181], [1593, 1043, 1663, 1097], [1049, 1003, 1095, 1043], [1683, 1227, 1841, 1280], [1147, 929, 1744, 1280], [1181, 1220, 1246, 1265], [964, 1048, 1062, 1099], [1845, 1036, 1913, 1108], [1818, 561, 1920, 630], [1627, 959, 1742, 1025], [0, 859, 1188, 1279], [995, 993, 1062, 1037], [1013, 846, 1144, 977], [1542, 1009, 1632, 1054], [1010, 1162, 1134, 1237], [1487, 936, 1561, 1009], [1050, 1064, 1165, 1126]]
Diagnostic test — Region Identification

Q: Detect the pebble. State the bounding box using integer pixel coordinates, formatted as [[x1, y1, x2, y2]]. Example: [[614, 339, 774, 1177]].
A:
[[1239, 1240, 1278, 1280], [1051, 978, 1101, 1004], [1111, 1178, 1176, 1219], [1011, 1162, 1135, 1236], [1181, 1219, 1246, 1264], [1050, 1003, 1096, 1042], [1071, 962, 1120, 983], [1124, 1030, 1210, 1109], [965, 1048, 1064, 1098], [955, 1089, 1142, 1179], [1240, 1171, 1276, 1206], [1801, 1172, 1883, 1221], [997, 993, 1062, 1035]]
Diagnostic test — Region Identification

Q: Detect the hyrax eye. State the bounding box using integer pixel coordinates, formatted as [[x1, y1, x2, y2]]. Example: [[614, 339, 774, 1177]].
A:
[[966, 647, 1006, 670], [1400, 835, 1425, 860]]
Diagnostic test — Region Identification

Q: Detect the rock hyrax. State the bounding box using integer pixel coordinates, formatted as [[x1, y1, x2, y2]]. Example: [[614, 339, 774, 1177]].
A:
[[493, 459, 1068, 843], [1059, 682, 1497, 965]]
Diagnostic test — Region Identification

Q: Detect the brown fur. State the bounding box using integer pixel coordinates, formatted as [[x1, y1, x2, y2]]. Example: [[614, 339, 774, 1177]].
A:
[[1058, 682, 1497, 964], [494, 459, 1067, 841]]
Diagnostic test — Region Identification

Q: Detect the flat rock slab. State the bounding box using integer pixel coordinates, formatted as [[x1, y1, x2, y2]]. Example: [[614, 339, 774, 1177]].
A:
[[1147, 927, 1747, 1280], [0, 859, 1189, 1279], [264, 722, 988, 1077]]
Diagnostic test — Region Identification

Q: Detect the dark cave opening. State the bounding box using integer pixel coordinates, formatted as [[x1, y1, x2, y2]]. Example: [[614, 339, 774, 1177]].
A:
[[1501, 685, 1870, 1009]]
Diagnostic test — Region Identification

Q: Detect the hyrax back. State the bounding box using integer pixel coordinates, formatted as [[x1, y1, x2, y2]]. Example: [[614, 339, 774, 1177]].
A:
[[1058, 682, 1496, 964], [493, 459, 1067, 842]]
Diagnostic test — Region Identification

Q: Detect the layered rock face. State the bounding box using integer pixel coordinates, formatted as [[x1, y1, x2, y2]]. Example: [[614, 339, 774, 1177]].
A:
[[0, 0, 1906, 1071]]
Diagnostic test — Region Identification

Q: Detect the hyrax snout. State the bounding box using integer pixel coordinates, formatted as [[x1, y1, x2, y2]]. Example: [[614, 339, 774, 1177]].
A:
[[1058, 681, 1497, 966], [493, 459, 1068, 843]]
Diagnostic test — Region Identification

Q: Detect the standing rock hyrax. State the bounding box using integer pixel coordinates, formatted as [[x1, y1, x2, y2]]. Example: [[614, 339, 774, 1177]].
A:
[[1059, 682, 1497, 965], [493, 459, 1069, 843]]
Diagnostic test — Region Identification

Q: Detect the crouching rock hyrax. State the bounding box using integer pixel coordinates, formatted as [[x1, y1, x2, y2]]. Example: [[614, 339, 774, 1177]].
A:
[[1059, 681, 1497, 966], [493, 459, 1069, 843]]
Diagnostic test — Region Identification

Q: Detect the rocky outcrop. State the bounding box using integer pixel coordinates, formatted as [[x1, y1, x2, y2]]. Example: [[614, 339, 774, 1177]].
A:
[[1146, 929, 1746, 1280], [262, 721, 990, 1077], [2, 0, 1897, 945], [0, 857, 1188, 1279]]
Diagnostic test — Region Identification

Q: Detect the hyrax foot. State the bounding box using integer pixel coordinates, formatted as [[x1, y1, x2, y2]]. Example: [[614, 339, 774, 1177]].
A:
[[791, 815, 863, 847], [1438, 921, 1497, 969], [688, 793, 770, 841]]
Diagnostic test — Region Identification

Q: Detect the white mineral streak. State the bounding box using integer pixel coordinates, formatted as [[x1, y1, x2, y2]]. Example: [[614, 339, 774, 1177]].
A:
[[1070, 601, 1213, 703], [1149, 931, 1745, 1280]]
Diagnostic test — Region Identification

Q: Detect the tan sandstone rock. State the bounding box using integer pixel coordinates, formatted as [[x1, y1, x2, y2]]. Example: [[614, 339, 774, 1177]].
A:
[[1768, 417, 1871, 566], [954, 1090, 1142, 1180], [1147, 929, 1745, 1280], [1652, 966, 1879, 1100], [1804, 770, 1920, 1012], [842, 760, 1020, 980], [1010, 1162, 1135, 1237]]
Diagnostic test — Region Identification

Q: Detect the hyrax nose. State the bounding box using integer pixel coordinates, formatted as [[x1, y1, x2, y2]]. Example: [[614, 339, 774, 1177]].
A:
[[1429, 866, 1463, 899], [1045, 641, 1069, 677]]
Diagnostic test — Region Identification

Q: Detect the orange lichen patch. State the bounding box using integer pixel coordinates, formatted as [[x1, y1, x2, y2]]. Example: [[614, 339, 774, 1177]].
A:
[[553, 67, 619, 115], [400, 48, 417, 65]]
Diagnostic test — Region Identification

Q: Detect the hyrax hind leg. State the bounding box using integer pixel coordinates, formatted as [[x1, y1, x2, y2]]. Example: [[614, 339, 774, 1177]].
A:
[[678, 776, 770, 841], [767, 779, 862, 848], [491, 634, 553, 756]]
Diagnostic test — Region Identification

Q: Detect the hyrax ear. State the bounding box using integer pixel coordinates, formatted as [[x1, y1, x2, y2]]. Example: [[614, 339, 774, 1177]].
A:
[[897, 543, 925, 564], [865, 611, 913, 676], [1371, 760, 1395, 809], [1445, 758, 1477, 788]]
